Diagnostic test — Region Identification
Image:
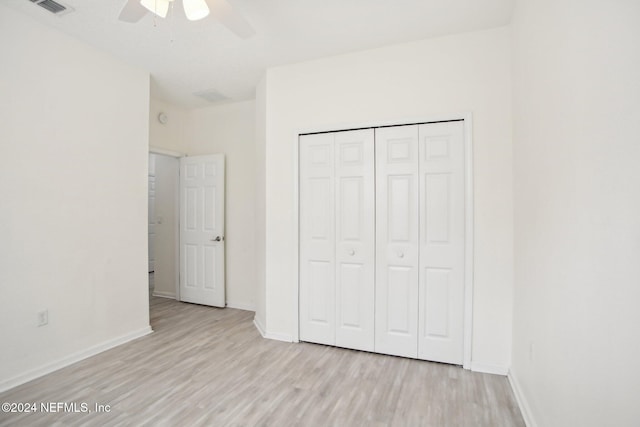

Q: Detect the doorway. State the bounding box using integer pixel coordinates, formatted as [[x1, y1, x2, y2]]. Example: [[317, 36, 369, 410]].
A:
[[147, 149, 227, 308], [148, 151, 180, 300]]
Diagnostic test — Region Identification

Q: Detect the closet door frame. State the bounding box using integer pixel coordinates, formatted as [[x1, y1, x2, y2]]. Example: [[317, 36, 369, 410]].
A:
[[293, 113, 474, 370]]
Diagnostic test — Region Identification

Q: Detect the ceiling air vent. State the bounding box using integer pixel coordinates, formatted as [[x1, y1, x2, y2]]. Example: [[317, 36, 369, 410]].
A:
[[194, 89, 229, 104], [29, 0, 75, 16]]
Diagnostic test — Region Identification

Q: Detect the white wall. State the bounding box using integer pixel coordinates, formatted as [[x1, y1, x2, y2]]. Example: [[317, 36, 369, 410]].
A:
[[149, 97, 187, 153], [184, 101, 257, 310], [510, 0, 640, 425], [150, 154, 179, 299], [0, 4, 150, 390], [259, 27, 514, 371]]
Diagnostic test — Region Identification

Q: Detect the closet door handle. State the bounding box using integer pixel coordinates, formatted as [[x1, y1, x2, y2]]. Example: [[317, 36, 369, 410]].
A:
[[348, 249, 355, 256], [398, 251, 404, 258]]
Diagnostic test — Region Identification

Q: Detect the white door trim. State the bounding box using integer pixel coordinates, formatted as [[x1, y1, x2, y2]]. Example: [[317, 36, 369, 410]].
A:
[[150, 146, 185, 158], [462, 114, 474, 370], [292, 113, 474, 369]]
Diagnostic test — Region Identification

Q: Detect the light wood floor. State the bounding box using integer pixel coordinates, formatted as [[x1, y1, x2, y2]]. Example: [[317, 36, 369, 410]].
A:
[[0, 297, 525, 426]]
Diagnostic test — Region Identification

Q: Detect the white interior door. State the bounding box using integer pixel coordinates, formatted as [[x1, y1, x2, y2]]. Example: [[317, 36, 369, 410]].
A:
[[299, 133, 336, 345], [148, 154, 156, 273], [418, 121, 465, 364], [335, 129, 375, 351], [375, 125, 420, 358], [179, 154, 225, 307]]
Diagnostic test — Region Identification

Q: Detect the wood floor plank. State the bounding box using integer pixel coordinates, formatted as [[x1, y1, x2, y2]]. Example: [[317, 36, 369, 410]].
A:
[[0, 297, 525, 426]]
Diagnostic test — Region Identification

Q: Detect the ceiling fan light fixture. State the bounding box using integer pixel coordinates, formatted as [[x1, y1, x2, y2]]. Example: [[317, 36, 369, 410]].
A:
[[140, 0, 171, 18], [183, 0, 210, 21]]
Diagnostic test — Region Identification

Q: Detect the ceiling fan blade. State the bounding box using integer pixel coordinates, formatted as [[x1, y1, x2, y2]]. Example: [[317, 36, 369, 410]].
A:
[[119, 0, 148, 23], [208, 0, 255, 39]]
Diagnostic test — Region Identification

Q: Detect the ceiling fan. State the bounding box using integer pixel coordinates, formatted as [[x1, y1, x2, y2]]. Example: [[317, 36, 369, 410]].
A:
[[118, 0, 255, 39]]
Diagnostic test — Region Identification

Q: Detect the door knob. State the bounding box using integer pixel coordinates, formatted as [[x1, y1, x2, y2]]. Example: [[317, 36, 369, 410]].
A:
[[398, 251, 404, 258], [211, 236, 223, 242], [348, 249, 355, 256]]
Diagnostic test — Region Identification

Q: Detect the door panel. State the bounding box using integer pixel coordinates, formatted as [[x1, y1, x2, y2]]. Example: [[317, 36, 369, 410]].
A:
[[299, 133, 336, 345], [204, 186, 217, 231], [309, 260, 333, 324], [179, 154, 225, 307], [185, 244, 197, 287], [418, 121, 465, 364], [338, 177, 363, 240], [386, 266, 412, 334], [337, 263, 363, 327], [423, 268, 451, 337], [375, 125, 419, 358], [335, 129, 374, 351], [425, 174, 451, 243], [388, 176, 412, 241]]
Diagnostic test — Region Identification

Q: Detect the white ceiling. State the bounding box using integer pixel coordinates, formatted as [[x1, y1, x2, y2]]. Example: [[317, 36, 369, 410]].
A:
[[4, 0, 513, 109]]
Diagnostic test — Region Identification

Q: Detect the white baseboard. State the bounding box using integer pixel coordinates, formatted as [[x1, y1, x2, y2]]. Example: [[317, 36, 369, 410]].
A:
[[153, 294, 254, 312], [152, 291, 176, 299], [253, 316, 266, 337], [470, 361, 509, 376], [508, 369, 537, 427], [252, 316, 293, 342], [226, 301, 256, 312], [264, 330, 293, 342], [0, 326, 153, 393]]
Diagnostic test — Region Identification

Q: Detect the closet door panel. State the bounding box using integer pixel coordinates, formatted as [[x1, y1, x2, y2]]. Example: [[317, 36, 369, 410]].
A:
[[335, 129, 375, 351], [299, 133, 336, 345], [418, 121, 465, 364], [375, 126, 420, 358]]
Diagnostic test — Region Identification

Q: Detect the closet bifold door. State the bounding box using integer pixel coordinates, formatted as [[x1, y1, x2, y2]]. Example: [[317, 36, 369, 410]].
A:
[[299, 130, 375, 350], [299, 133, 336, 346], [375, 125, 420, 358], [334, 129, 375, 352], [418, 121, 465, 365]]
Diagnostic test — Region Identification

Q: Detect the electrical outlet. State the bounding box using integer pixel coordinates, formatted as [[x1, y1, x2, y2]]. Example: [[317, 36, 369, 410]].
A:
[[37, 310, 48, 327]]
